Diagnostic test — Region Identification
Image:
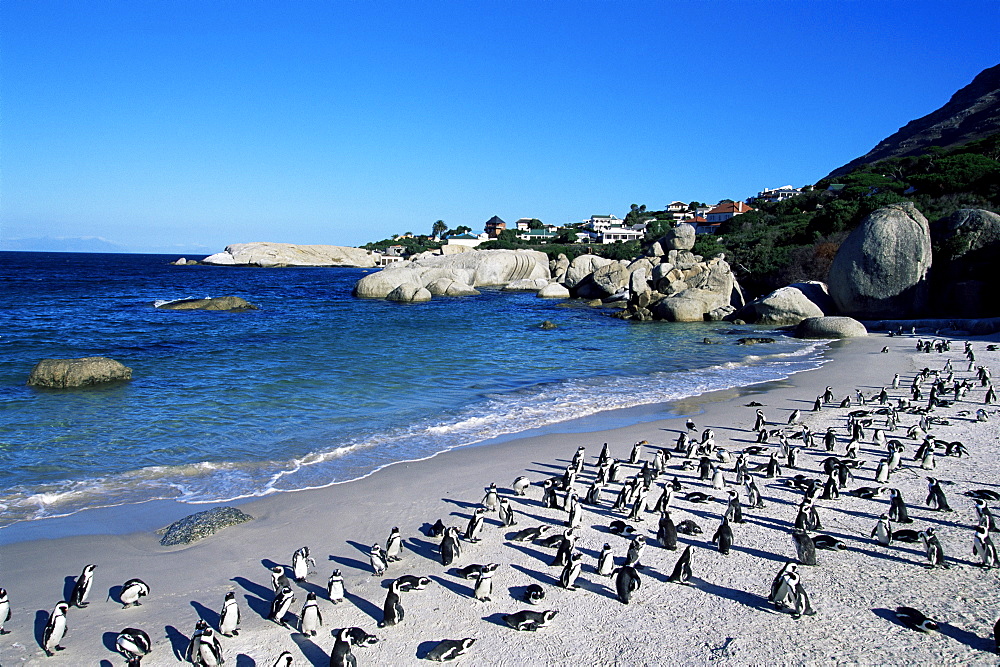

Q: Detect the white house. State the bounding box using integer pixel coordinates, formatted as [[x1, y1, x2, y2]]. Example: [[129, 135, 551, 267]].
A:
[[600, 227, 643, 244], [446, 234, 484, 248], [756, 186, 806, 203], [585, 214, 624, 233]]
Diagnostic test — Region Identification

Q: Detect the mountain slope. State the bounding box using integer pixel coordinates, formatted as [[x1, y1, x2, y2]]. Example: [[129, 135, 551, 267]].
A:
[[827, 63, 1000, 178]]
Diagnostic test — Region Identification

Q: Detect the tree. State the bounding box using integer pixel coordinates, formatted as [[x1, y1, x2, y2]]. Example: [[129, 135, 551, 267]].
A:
[[527, 219, 545, 229], [431, 220, 447, 239], [450, 225, 472, 236]]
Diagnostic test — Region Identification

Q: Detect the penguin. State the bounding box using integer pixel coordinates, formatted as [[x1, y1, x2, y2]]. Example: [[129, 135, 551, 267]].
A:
[[614, 565, 641, 604], [813, 397, 822, 412], [925, 477, 952, 512], [813, 535, 847, 551], [627, 486, 648, 522], [474, 565, 496, 601], [498, 497, 517, 526], [185, 619, 208, 664], [346, 627, 380, 647], [872, 514, 893, 546], [608, 459, 622, 483], [523, 584, 545, 605], [630, 441, 643, 464], [788, 409, 800, 425], [974, 499, 999, 532], [502, 609, 558, 631], [685, 491, 711, 504], [753, 409, 766, 431], [765, 453, 781, 479], [973, 524, 999, 568], [823, 386, 834, 403], [196, 627, 224, 667], [919, 527, 948, 568], [824, 428, 837, 452], [218, 591, 240, 637], [269, 585, 296, 628], [745, 475, 765, 509], [119, 578, 150, 608], [370, 543, 389, 575], [668, 545, 693, 584], [272, 652, 294, 667], [769, 561, 795, 604], [596, 543, 615, 576], [0, 588, 9, 635], [712, 515, 734, 555], [465, 508, 487, 542], [559, 552, 584, 591], [440, 526, 461, 566], [328, 569, 346, 604], [69, 563, 97, 608], [292, 545, 316, 581], [512, 476, 531, 496], [892, 373, 900, 389], [330, 627, 357, 667], [676, 519, 703, 535], [396, 575, 432, 591], [298, 591, 323, 636], [428, 519, 447, 537], [379, 579, 404, 627], [657, 511, 678, 550], [895, 606, 939, 632], [608, 519, 634, 536], [567, 491, 584, 527], [966, 489, 1000, 501], [888, 488, 913, 523], [840, 396, 851, 409], [597, 442, 610, 468], [482, 483, 499, 511], [550, 530, 577, 567], [893, 529, 922, 543], [624, 535, 646, 568], [426, 638, 477, 662], [511, 525, 550, 542], [42, 601, 69, 657], [792, 529, 817, 566], [711, 467, 726, 491], [875, 459, 890, 483], [115, 627, 152, 667], [385, 527, 403, 562], [271, 566, 290, 592]]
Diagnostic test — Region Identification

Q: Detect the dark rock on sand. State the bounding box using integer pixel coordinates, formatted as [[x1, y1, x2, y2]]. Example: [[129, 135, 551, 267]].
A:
[[159, 507, 254, 546], [27, 357, 132, 388]]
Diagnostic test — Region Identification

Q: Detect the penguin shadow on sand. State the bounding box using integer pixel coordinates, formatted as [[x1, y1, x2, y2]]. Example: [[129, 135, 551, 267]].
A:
[[441, 497, 481, 510], [235, 655, 257, 667], [99, 661, 114, 667], [407, 536, 442, 563], [291, 632, 330, 666], [504, 540, 553, 566], [694, 578, 774, 613], [101, 631, 119, 654], [510, 562, 560, 588], [429, 574, 471, 598], [345, 590, 383, 623], [191, 599, 220, 627], [850, 544, 920, 567], [482, 611, 515, 629], [230, 576, 272, 618], [33, 609, 48, 650], [106, 583, 125, 606], [337, 541, 378, 571], [61, 575, 76, 601], [164, 625, 190, 660]]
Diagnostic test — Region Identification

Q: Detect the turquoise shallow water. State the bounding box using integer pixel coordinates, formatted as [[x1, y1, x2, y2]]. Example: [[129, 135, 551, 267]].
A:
[[0, 251, 827, 527]]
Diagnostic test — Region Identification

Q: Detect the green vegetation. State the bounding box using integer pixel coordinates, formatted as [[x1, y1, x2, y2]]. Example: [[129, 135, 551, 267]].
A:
[[714, 132, 1000, 295], [362, 234, 442, 255]]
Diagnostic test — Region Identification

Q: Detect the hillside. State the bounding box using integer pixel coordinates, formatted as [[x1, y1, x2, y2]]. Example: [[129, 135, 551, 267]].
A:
[[827, 63, 1000, 178]]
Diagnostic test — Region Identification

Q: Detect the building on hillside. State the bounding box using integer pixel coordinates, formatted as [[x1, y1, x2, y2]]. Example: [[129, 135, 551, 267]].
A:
[[517, 228, 559, 243], [667, 201, 687, 213], [585, 214, 624, 233], [447, 234, 484, 248], [484, 216, 506, 238], [690, 216, 722, 234], [600, 227, 644, 244], [755, 186, 806, 203], [705, 201, 753, 224]]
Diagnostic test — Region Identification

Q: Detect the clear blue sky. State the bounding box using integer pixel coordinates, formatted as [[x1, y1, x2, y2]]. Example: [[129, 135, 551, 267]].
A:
[[2, 1, 997, 253]]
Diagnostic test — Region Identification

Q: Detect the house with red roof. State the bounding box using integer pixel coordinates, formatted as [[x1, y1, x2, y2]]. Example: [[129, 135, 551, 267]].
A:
[[705, 201, 753, 224]]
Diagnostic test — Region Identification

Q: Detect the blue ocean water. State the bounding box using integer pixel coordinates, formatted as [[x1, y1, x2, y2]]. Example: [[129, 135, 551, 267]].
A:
[[0, 251, 828, 528]]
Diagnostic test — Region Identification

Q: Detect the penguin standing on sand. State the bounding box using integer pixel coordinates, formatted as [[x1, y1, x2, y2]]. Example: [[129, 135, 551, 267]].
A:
[[614, 565, 641, 604], [269, 586, 296, 628], [792, 529, 817, 566], [474, 564, 496, 601], [42, 601, 69, 657], [973, 524, 1000, 568], [753, 409, 766, 432], [657, 511, 678, 550], [919, 527, 948, 568], [69, 564, 97, 608], [465, 508, 487, 542], [925, 477, 953, 512], [482, 483, 500, 511], [441, 527, 461, 566], [597, 442, 610, 468], [668, 546, 693, 584], [299, 592, 323, 636], [119, 578, 149, 608], [292, 546, 316, 581], [824, 428, 837, 452], [512, 476, 531, 496], [370, 544, 389, 576], [185, 620, 207, 664], [871, 514, 893, 546], [597, 543, 615, 576], [498, 497, 517, 526], [712, 515, 734, 555], [888, 488, 913, 523], [115, 627, 152, 667], [624, 535, 646, 568], [823, 386, 834, 403], [327, 569, 345, 604], [0, 588, 9, 635], [270, 566, 290, 593], [330, 627, 357, 667], [380, 579, 404, 627], [746, 475, 765, 509], [218, 591, 240, 637], [197, 627, 224, 667], [974, 499, 998, 532], [385, 527, 403, 562], [551, 530, 577, 568], [560, 552, 584, 591]]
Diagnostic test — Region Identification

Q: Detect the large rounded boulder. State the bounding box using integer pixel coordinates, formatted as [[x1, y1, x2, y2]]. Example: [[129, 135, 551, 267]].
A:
[[827, 203, 932, 318], [661, 223, 696, 251], [795, 316, 868, 339], [930, 208, 1000, 316], [741, 281, 834, 325], [28, 357, 133, 388]]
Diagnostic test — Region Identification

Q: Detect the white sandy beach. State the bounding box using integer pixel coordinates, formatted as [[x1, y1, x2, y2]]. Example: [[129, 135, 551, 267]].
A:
[[1, 332, 999, 666]]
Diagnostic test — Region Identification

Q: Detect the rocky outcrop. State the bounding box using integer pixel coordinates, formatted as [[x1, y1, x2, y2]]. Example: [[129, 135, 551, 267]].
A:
[[661, 223, 696, 251], [827, 203, 932, 318], [156, 296, 258, 311], [387, 284, 432, 302], [537, 283, 571, 299], [795, 316, 868, 339], [27, 357, 132, 388], [159, 507, 254, 546], [613, 251, 742, 322], [354, 249, 550, 300], [426, 279, 480, 297], [739, 281, 835, 325], [203, 242, 376, 268], [564, 255, 615, 289], [930, 209, 1000, 316]]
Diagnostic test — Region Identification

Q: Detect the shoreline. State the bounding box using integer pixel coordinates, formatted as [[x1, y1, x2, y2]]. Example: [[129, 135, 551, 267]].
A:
[[3, 332, 1000, 665]]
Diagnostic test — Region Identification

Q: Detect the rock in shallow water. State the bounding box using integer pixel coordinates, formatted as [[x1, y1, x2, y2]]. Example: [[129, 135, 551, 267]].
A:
[[27, 357, 132, 388], [159, 506, 254, 546]]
